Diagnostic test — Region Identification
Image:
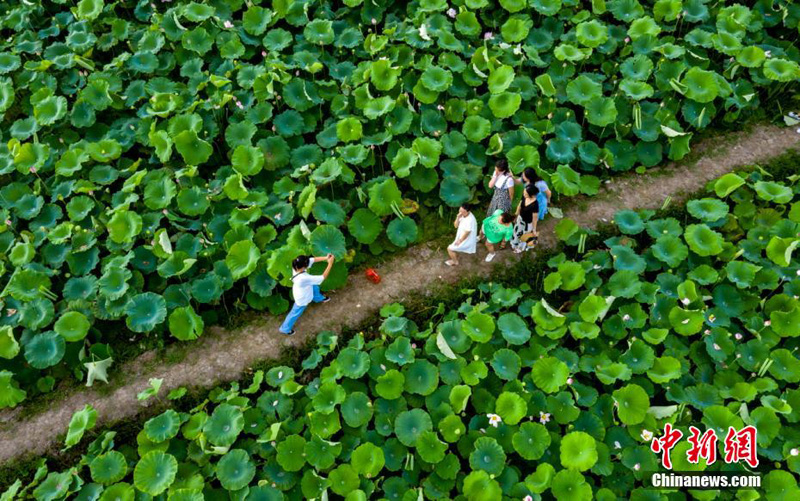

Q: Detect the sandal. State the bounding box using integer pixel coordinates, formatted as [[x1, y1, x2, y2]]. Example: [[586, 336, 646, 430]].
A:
[[445, 260, 458, 267]]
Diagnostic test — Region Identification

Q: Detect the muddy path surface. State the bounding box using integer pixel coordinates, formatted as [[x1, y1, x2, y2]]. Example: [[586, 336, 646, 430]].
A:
[[1, 124, 797, 466]]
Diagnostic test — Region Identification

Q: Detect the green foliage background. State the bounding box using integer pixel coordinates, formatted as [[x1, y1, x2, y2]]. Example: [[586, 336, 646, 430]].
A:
[[1, 0, 799, 405]]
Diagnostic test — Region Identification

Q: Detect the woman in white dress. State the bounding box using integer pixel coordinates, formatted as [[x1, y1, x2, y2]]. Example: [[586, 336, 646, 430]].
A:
[[446, 204, 478, 266]]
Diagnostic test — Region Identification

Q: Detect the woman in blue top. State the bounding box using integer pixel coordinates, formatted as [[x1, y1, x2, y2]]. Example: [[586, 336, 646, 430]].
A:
[[518, 168, 551, 221]]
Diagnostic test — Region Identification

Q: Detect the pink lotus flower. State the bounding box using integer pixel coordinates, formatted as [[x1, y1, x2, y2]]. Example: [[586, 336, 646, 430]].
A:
[[29, 167, 37, 173], [223, 20, 234, 29], [483, 32, 494, 40], [625, 37, 631, 43], [764, 320, 771, 327], [735, 333, 743, 340]]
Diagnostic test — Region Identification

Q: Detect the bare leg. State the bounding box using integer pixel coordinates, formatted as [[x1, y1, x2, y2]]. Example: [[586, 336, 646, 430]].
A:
[[447, 248, 459, 265], [486, 242, 495, 253]]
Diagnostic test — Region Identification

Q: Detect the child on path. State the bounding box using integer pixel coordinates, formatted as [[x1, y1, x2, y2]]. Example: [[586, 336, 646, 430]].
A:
[[446, 203, 478, 266], [279, 254, 335, 335], [482, 209, 515, 262]]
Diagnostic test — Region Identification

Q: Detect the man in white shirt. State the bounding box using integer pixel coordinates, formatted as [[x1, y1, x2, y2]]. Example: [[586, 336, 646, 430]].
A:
[[279, 254, 335, 335], [445, 203, 478, 266]]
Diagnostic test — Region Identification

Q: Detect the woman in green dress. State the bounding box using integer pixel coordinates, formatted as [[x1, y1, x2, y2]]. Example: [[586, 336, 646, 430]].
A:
[[482, 210, 514, 262]]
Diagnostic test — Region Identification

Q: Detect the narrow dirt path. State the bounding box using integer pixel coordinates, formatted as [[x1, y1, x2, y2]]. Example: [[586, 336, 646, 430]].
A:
[[1, 124, 797, 466]]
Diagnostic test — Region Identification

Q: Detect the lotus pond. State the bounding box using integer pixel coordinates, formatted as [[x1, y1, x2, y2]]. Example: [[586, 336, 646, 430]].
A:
[[1, 0, 799, 406], [4, 167, 800, 499]]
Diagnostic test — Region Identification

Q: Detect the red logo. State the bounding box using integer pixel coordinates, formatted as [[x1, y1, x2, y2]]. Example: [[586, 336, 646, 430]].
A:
[[651, 425, 758, 469]]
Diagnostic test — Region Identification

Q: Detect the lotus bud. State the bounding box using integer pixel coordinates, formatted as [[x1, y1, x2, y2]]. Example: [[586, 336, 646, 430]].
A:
[[483, 32, 494, 40], [29, 167, 37, 173], [272, 125, 276, 131], [791, 448, 799, 456], [566, 377, 573, 385], [622, 314, 631, 321], [681, 297, 691, 305], [4, 220, 10, 226], [262, 51, 267, 57], [625, 37, 631, 43], [524, 496, 534, 501], [764, 320, 771, 326], [437, 104, 445, 111], [704, 329, 710, 335], [735, 333, 743, 340], [447, 8, 457, 18]]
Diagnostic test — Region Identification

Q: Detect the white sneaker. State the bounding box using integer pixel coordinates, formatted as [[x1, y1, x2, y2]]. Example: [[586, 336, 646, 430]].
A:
[[485, 253, 496, 262]]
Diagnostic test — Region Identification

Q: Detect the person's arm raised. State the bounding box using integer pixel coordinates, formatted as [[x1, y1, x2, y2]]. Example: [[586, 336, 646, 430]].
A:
[[322, 254, 335, 279]]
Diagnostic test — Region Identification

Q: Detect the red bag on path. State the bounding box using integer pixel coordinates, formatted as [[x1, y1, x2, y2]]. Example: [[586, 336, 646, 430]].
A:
[[365, 268, 381, 284]]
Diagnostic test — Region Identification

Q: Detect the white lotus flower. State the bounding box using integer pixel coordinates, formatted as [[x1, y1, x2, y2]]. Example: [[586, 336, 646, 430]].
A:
[[487, 414, 502, 427], [539, 412, 550, 424], [735, 333, 743, 340], [633, 463, 641, 471], [419, 24, 431, 41], [713, 343, 721, 351], [764, 320, 771, 326], [641, 429, 653, 441], [223, 20, 233, 29], [614, 441, 622, 449], [791, 448, 799, 457], [681, 298, 691, 305], [447, 8, 457, 18]]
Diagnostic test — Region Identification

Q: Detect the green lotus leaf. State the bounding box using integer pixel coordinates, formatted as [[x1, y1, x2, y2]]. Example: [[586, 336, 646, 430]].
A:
[[33, 471, 71, 501], [63, 403, 96, 449], [568, 76, 602, 108], [488, 65, 515, 94], [463, 309, 495, 343], [585, 96, 617, 127], [647, 356, 682, 383], [495, 391, 527, 425], [551, 164, 581, 196], [372, 371, 403, 403], [486, 92, 521, 119], [133, 451, 177, 496], [312, 199, 347, 226], [628, 16, 660, 39], [0, 327, 19, 360], [351, 442, 385, 477], [681, 67, 720, 103], [336, 117, 363, 143], [387, 217, 418, 247], [576, 20, 608, 48], [736, 46, 766, 68], [174, 130, 212, 165], [304, 19, 334, 45], [469, 437, 506, 476], [439, 177, 470, 207], [412, 137, 442, 168], [652, 235, 689, 268], [183, 2, 214, 22], [125, 293, 167, 333], [225, 240, 259, 280], [34, 96, 67, 126], [551, 469, 592, 500], [395, 409, 432, 446], [513, 422, 550, 460], [337, 347, 370, 379], [308, 224, 346, 259], [0, 371, 25, 409], [554, 43, 588, 62], [216, 449, 256, 490], [725, 261, 760, 288], [341, 391, 373, 427], [421, 66, 453, 93], [560, 431, 598, 471], [347, 208, 383, 244], [531, 356, 569, 393], [403, 359, 438, 395], [24, 332, 65, 369], [754, 181, 793, 204], [99, 267, 132, 300], [684, 224, 724, 256], [610, 245, 646, 274], [51, 310, 90, 343], [415, 430, 447, 464], [98, 483, 134, 501], [368, 178, 403, 216], [764, 58, 800, 82], [462, 115, 492, 143], [0, 53, 19, 75], [230, 145, 264, 177], [90, 451, 128, 484], [168, 306, 204, 341], [204, 403, 244, 447], [620, 79, 654, 100], [491, 348, 521, 380], [497, 312, 531, 345], [687, 198, 729, 222], [463, 470, 502, 501], [144, 409, 181, 443], [370, 60, 400, 91], [766, 237, 798, 267], [107, 210, 142, 244], [328, 464, 359, 496], [612, 384, 650, 425], [714, 173, 746, 197]]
